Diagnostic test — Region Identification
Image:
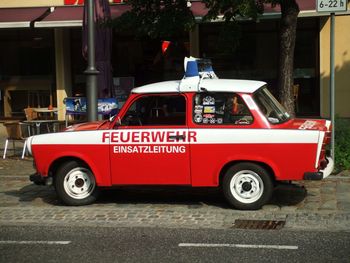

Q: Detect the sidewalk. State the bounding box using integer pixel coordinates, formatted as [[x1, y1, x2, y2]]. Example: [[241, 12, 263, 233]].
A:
[[1, 156, 350, 231]]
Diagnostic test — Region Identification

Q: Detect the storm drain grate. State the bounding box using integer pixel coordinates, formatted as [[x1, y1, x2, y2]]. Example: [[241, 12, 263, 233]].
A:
[[232, 219, 285, 230]]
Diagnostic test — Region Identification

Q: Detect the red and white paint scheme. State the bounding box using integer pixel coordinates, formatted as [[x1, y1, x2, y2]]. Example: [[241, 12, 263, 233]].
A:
[[28, 58, 333, 210]]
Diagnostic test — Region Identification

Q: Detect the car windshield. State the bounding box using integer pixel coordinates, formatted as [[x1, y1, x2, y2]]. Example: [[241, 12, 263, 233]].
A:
[[253, 86, 290, 124]]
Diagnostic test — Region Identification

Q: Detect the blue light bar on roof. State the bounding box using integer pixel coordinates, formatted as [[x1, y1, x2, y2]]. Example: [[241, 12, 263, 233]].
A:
[[183, 57, 218, 79], [179, 57, 218, 92], [185, 60, 199, 77]]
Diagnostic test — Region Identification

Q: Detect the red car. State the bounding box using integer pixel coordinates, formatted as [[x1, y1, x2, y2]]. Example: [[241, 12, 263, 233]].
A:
[[28, 59, 333, 210]]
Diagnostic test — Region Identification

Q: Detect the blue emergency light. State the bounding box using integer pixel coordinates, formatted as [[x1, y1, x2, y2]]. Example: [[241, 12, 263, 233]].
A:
[[179, 57, 217, 92], [185, 60, 199, 78]]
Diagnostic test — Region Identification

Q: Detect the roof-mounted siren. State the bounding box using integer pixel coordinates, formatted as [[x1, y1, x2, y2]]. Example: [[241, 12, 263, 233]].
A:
[[179, 57, 218, 92], [184, 57, 199, 76], [178, 57, 200, 92], [196, 58, 218, 79]]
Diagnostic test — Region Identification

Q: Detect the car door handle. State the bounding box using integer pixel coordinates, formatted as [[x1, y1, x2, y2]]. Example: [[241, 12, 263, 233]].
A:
[[168, 135, 186, 140]]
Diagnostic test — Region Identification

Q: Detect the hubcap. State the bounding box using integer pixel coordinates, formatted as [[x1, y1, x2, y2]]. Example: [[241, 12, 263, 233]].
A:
[[242, 182, 252, 191], [229, 170, 264, 204], [63, 167, 95, 200]]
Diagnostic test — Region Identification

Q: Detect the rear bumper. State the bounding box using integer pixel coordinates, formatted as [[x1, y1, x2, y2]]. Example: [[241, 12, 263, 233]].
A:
[[303, 157, 334, 180]]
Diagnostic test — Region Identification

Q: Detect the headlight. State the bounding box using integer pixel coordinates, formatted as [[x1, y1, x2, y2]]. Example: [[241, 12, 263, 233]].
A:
[[26, 136, 33, 155]]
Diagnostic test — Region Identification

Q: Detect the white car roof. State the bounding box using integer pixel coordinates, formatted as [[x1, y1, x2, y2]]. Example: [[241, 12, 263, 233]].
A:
[[132, 79, 266, 94]]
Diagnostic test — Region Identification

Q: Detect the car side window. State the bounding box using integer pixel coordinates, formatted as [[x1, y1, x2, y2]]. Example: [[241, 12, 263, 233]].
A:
[[193, 93, 253, 125], [121, 95, 186, 126]]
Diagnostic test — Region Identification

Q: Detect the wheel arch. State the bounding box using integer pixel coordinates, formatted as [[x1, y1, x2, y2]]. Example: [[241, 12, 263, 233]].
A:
[[218, 160, 276, 186], [45, 150, 111, 187], [49, 157, 92, 181]]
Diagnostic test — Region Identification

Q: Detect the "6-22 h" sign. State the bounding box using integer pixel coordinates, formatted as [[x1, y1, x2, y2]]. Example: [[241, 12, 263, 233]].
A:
[[317, 0, 348, 12]]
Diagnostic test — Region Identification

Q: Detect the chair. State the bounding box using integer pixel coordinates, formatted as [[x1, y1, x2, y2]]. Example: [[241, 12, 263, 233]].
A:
[[2, 121, 30, 159], [24, 107, 38, 135], [24, 107, 50, 134], [24, 107, 38, 121]]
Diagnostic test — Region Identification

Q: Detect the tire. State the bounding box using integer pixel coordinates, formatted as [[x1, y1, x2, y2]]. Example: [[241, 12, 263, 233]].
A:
[[222, 162, 273, 210], [54, 160, 99, 206]]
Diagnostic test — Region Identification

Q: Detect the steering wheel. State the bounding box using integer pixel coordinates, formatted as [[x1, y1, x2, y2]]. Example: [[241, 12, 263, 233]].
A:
[[125, 111, 142, 126]]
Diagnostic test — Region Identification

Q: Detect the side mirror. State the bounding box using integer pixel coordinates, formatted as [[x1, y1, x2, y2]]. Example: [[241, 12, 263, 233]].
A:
[[116, 116, 122, 126], [111, 115, 122, 127]]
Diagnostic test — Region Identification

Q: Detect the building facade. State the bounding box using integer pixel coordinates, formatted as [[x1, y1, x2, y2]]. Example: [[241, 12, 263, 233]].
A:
[[0, 0, 349, 120]]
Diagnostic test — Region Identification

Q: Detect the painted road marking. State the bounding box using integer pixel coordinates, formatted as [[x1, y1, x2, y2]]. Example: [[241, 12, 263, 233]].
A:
[[0, 241, 71, 245], [178, 243, 298, 250]]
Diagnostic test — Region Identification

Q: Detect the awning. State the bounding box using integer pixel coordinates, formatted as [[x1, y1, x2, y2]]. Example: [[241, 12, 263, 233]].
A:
[[34, 5, 131, 28], [35, 2, 320, 28], [264, 1, 316, 13], [1, 1, 346, 30], [110, 4, 131, 18], [190, 1, 340, 19], [34, 6, 83, 28], [0, 7, 50, 28]]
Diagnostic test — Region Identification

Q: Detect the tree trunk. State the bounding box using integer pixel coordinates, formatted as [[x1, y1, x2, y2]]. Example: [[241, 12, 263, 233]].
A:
[[278, 0, 299, 118]]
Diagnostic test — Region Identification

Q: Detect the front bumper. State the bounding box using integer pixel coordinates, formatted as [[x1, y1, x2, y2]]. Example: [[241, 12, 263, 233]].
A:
[[303, 157, 334, 180], [29, 173, 47, 185]]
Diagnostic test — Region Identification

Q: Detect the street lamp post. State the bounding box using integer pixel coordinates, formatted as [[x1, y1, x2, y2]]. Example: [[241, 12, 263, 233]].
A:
[[330, 12, 335, 158], [316, 0, 348, 160], [84, 0, 99, 122]]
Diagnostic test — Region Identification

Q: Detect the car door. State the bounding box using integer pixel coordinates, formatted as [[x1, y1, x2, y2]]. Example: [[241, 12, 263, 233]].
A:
[[189, 92, 255, 186], [110, 93, 191, 185]]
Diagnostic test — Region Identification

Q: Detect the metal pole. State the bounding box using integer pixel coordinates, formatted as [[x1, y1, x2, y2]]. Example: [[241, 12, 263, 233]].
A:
[[330, 13, 335, 159], [84, 0, 99, 121]]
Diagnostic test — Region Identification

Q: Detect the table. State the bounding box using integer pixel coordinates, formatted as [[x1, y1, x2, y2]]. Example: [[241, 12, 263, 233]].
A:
[[33, 107, 58, 113], [23, 120, 62, 135], [33, 107, 58, 120]]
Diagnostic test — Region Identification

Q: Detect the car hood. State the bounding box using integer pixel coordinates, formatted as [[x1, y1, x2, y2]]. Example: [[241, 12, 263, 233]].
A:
[[65, 120, 110, 131]]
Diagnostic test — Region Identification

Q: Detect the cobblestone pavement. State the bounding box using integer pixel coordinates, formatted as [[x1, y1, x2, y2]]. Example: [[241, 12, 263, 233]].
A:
[[0, 156, 350, 231]]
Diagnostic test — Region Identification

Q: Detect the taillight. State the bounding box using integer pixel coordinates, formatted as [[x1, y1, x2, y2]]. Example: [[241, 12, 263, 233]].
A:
[[318, 129, 331, 169], [324, 132, 331, 145], [324, 130, 331, 154], [320, 159, 328, 169]]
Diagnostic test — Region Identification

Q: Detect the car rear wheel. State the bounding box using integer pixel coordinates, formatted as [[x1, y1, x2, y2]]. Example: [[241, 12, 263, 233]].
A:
[[55, 160, 99, 206], [222, 162, 273, 210]]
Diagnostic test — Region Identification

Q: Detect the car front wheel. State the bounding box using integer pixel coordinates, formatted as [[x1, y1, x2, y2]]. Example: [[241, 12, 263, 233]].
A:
[[222, 162, 273, 210], [55, 161, 99, 206]]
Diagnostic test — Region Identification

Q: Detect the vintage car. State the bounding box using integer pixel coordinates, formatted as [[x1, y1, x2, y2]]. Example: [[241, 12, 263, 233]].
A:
[[27, 58, 333, 210]]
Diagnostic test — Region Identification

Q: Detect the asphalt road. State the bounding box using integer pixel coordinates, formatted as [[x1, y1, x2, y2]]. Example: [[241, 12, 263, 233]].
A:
[[0, 225, 349, 263]]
